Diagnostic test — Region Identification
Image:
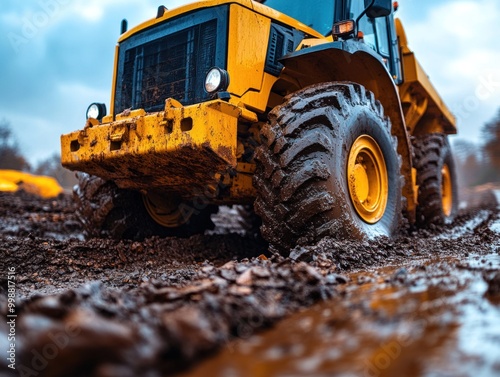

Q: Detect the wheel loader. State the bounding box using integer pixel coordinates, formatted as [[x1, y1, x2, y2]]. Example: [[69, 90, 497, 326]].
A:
[[61, 0, 458, 251]]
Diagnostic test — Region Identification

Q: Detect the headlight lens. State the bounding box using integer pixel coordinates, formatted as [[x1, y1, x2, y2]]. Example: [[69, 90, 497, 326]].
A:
[[204, 67, 229, 94], [86, 103, 107, 121]]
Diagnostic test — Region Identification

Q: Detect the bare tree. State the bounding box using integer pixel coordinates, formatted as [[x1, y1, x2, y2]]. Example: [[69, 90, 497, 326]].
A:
[[452, 139, 483, 188], [481, 109, 500, 182], [0, 119, 30, 171], [34, 153, 78, 189]]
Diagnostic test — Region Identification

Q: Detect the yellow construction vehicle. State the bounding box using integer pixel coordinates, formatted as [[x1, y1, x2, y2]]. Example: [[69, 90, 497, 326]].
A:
[[0, 170, 64, 198], [61, 0, 458, 250]]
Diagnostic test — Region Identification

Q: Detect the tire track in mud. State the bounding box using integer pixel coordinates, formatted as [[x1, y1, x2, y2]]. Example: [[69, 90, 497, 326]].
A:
[[182, 252, 500, 377], [0, 189, 499, 376]]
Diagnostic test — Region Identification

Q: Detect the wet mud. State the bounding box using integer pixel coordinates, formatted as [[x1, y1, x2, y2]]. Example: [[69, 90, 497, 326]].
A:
[[183, 254, 500, 377], [0, 187, 499, 376]]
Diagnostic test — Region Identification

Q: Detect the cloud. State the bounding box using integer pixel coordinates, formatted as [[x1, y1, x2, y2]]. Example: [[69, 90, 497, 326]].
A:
[[398, 0, 500, 141], [1, 0, 499, 165], [0, 1, 161, 164]]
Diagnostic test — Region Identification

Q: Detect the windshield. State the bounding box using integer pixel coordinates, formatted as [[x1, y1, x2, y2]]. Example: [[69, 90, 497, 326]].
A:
[[261, 0, 334, 36]]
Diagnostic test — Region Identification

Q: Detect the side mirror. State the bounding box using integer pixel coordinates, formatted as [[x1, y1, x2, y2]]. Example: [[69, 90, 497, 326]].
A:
[[364, 0, 392, 18]]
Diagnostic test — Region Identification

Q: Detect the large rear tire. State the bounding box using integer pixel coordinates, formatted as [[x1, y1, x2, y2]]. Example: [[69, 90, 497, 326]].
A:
[[74, 173, 215, 240], [253, 82, 402, 252], [412, 134, 458, 226]]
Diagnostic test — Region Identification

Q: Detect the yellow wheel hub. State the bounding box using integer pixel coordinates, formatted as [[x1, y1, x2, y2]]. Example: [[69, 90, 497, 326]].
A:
[[441, 164, 453, 217], [142, 191, 190, 228], [347, 135, 388, 224]]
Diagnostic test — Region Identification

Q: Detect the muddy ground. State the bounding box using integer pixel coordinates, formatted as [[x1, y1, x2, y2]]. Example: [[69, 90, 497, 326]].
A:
[[0, 188, 499, 377]]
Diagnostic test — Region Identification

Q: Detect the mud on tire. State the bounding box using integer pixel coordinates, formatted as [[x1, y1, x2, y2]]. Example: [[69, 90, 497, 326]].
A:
[[74, 173, 215, 240], [412, 133, 458, 226], [253, 82, 402, 252]]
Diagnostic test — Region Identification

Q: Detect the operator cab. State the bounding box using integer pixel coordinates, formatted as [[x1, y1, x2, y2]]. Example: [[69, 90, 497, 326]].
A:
[[260, 0, 402, 83], [335, 0, 402, 83]]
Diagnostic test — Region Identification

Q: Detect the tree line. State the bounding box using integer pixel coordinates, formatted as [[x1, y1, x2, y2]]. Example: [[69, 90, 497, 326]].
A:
[[453, 108, 500, 187], [0, 118, 77, 189]]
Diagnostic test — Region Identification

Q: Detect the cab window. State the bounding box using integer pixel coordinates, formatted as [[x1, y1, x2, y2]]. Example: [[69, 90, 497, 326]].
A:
[[263, 0, 334, 36], [375, 17, 390, 57], [348, 0, 390, 58]]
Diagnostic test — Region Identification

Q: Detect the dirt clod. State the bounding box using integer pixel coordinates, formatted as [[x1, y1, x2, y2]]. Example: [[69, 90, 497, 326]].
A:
[[485, 272, 500, 296]]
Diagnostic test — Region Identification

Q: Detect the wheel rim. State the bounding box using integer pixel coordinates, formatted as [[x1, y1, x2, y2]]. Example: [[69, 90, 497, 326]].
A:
[[441, 164, 453, 217], [142, 192, 191, 228], [347, 135, 389, 224]]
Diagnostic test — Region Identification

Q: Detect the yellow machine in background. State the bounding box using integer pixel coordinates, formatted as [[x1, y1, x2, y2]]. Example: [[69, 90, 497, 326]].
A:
[[61, 0, 458, 250], [0, 170, 64, 198]]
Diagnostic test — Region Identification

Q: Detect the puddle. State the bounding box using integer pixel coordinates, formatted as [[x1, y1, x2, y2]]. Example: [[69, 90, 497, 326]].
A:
[[179, 254, 500, 377], [434, 210, 489, 240], [491, 221, 500, 235], [466, 253, 500, 269]]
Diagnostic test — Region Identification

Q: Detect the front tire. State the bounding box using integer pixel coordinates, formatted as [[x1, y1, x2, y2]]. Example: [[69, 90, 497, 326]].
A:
[[253, 82, 402, 252], [74, 173, 215, 240]]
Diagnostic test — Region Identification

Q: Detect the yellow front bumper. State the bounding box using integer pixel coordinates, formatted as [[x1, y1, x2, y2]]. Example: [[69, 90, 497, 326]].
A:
[[61, 99, 257, 194]]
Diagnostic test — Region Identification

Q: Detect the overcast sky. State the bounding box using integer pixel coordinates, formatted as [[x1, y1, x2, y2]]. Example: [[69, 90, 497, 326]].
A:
[[1, 0, 499, 165]]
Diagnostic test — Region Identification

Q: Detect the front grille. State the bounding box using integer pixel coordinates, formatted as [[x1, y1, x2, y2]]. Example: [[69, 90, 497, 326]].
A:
[[114, 7, 228, 114], [265, 23, 304, 77]]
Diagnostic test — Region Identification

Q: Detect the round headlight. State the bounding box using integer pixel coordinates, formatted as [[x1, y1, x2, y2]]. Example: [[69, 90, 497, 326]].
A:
[[86, 103, 107, 121], [204, 67, 229, 94]]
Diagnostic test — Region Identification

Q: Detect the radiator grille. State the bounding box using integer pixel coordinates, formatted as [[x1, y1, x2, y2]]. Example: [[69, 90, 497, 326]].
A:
[[115, 15, 223, 114], [265, 23, 304, 77]]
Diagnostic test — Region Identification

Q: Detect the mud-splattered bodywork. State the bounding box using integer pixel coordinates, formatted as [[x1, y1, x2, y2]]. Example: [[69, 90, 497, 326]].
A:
[[61, 0, 320, 203], [61, 99, 258, 201], [61, 0, 456, 215]]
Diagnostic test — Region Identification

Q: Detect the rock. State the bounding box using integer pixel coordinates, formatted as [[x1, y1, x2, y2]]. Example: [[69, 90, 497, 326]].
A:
[[30, 296, 68, 318], [220, 260, 236, 270], [289, 247, 313, 262], [228, 285, 253, 296], [485, 272, 500, 296], [219, 268, 237, 281], [326, 274, 349, 285], [293, 262, 323, 283], [236, 268, 253, 286], [391, 268, 409, 284], [251, 266, 271, 278], [162, 306, 219, 358]]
